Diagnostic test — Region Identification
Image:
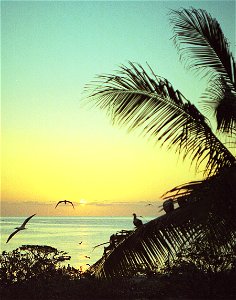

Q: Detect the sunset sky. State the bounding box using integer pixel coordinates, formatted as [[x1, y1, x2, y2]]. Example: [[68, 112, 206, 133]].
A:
[[1, 0, 235, 216]]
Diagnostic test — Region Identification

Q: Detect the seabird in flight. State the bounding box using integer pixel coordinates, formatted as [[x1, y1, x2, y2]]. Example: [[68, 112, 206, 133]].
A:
[[55, 200, 75, 209], [6, 214, 36, 243], [133, 213, 143, 228]]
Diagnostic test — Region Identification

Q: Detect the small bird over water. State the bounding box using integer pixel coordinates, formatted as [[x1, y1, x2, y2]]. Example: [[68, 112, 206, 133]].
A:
[[133, 213, 143, 228], [6, 214, 36, 243], [55, 200, 74, 209]]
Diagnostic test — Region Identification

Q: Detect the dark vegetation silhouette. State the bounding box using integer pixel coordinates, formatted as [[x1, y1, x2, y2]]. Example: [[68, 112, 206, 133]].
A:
[[85, 7, 236, 278], [0, 245, 72, 284], [1, 245, 235, 299]]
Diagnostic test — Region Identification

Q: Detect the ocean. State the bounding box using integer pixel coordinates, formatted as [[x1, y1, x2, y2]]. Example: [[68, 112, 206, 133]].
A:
[[0, 216, 154, 271]]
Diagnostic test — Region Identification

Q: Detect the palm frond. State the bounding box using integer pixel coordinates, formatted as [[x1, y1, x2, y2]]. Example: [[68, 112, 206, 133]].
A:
[[87, 166, 236, 279], [170, 8, 236, 83], [170, 8, 236, 134], [202, 77, 236, 135], [85, 62, 235, 177], [84, 8, 236, 280], [162, 165, 236, 221], [88, 206, 236, 279]]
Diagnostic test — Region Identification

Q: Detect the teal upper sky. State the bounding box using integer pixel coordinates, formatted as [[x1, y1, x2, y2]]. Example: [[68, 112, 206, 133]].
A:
[[2, 1, 235, 133]]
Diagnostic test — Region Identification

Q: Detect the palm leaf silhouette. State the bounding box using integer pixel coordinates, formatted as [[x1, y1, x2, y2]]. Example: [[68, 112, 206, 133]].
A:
[[86, 166, 236, 279], [86, 62, 235, 177], [170, 8, 236, 134], [85, 8, 236, 279]]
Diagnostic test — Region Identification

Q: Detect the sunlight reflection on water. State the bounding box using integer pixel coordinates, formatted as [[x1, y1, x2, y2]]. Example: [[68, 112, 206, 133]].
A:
[[0, 216, 154, 270]]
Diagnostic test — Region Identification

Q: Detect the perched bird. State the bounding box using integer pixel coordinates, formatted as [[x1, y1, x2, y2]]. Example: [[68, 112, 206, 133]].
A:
[[133, 213, 143, 228], [55, 200, 74, 209], [163, 199, 174, 214], [6, 214, 36, 243]]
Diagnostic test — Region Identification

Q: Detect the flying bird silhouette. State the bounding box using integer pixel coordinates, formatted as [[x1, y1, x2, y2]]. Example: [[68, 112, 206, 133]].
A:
[[78, 241, 83, 245], [133, 213, 143, 228], [85, 255, 91, 259], [55, 200, 74, 209], [6, 214, 36, 243]]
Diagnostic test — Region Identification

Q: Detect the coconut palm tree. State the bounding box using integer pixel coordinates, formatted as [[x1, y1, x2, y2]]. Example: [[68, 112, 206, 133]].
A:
[[85, 8, 236, 278]]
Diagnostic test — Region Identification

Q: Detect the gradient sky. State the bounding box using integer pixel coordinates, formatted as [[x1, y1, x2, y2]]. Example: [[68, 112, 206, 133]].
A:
[[1, 0, 235, 216]]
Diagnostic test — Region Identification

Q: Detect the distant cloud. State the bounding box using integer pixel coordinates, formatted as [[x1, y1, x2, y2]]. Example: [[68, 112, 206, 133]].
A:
[[2, 201, 53, 206], [86, 202, 113, 207], [23, 201, 53, 206], [85, 200, 162, 207]]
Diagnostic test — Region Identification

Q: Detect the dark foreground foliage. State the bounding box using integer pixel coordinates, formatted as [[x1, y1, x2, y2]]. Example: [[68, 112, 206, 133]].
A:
[[1, 270, 235, 300], [0, 245, 74, 284], [0, 245, 236, 300]]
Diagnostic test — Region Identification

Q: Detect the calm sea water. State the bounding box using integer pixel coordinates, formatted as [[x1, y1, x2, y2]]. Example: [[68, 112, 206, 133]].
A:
[[0, 216, 153, 270]]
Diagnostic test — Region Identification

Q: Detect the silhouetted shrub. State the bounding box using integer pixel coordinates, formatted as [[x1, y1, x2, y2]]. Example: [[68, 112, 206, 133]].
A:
[[0, 245, 74, 284], [157, 239, 236, 299], [163, 238, 236, 276]]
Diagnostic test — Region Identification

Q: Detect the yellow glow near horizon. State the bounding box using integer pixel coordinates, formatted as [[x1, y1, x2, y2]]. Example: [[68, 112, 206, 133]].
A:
[[2, 121, 202, 204], [1, 97, 204, 217]]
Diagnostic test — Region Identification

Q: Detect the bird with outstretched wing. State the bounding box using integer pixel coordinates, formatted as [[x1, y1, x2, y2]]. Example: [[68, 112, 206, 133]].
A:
[[6, 214, 36, 243], [55, 200, 75, 209]]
